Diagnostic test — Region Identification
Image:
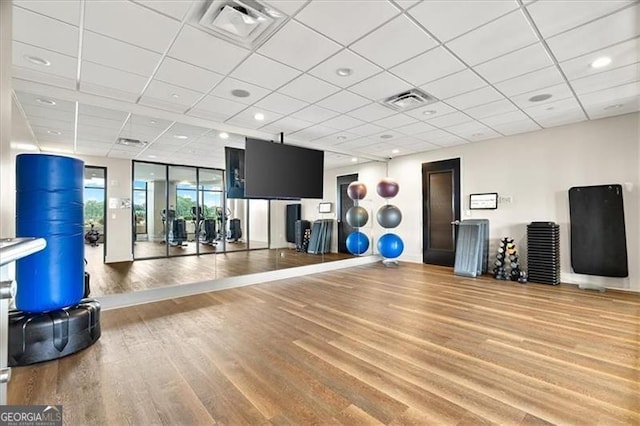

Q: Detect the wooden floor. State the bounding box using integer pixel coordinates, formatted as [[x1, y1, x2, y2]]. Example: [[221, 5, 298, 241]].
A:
[[85, 246, 353, 296], [9, 263, 640, 425]]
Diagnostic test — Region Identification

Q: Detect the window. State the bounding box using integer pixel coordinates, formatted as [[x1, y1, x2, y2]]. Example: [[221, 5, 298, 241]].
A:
[[175, 183, 197, 219], [133, 180, 148, 234]]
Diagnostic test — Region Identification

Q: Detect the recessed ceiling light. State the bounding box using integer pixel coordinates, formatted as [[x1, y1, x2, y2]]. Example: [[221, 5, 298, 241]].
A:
[[590, 56, 612, 69], [148, 155, 157, 159], [171, 93, 180, 99], [336, 68, 353, 77], [150, 172, 155, 176], [391, 149, 400, 154], [380, 134, 393, 139], [254, 112, 265, 121], [25, 55, 50, 66], [422, 110, 437, 116], [351, 157, 358, 162], [149, 120, 157, 125], [263, 7, 283, 18], [36, 98, 56, 106], [47, 130, 61, 135], [604, 104, 623, 110], [219, 132, 229, 139], [528, 93, 552, 102], [336, 135, 347, 140], [174, 135, 188, 140], [546, 106, 555, 111], [231, 89, 250, 98]]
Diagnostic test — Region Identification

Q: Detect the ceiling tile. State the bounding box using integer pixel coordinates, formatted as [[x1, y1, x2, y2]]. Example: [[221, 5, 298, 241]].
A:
[[395, 121, 436, 135], [348, 123, 387, 137], [444, 120, 501, 141], [260, 116, 313, 135], [154, 57, 224, 93], [571, 63, 640, 95], [321, 115, 366, 131], [511, 83, 575, 109], [559, 37, 640, 80], [291, 105, 340, 123], [13, 41, 77, 81], [390, 47, 465, 86], [546, 4, 640, 62], [414, 129, 467, 147], [289, 124, 338, 141], [12, 67, 76, 90], [209, 77, 271, 105], [583, 95, 639, 119], [230, 54, 301, 90], [30, 120, 74, 133], [79, 104, 129, 122], [78, 117, 122, 133], [395, 0, 420, 10], [408, 0, 519, 42], [536, 109, 587, 128], [165, 123, 210, 139], [254, 92, 308, 115], [405, 102, 456, 120], [526, 0, 633, 38], [14, 0, 81, 26], [312, 131, 362, 147], [524, 96, 585, 123], [257, 20, 341, 71], [420, 69, 486, 100], [13, 7, 78, 57], [373, 113, 418, 129], [187, 95, 248, 121], [474, 43, 553, 83], [127, 114, 173, 141], [446, 10, 539, 65], [133, 0, 194, 20], [169, 26, 250, 74], [427, 111, 473, 128], [480, 110, 530, 127], [139, 80, 204, 112], [316, 90, 371, 113], [84, 1, 180, 53], [225, 107, 283, 129], [491, 119, 541, 136], [350, 15, 437, 68], [493, 66, 565, 97], [465, 98, 518, 120], [348, 72, 413, 101], [294, 0, 398, 45], [578, 81, 640, 107], [80, 61, 148, 102], [82, 30, 161, 77], [347, 102, 396, 121], [308, 49, 382, 88], [262, 1, 307, 16], [446, 86, 504, 110], [278, 74, 341, 103]]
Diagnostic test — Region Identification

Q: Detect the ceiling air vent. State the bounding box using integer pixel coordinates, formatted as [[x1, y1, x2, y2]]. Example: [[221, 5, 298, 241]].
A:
[[382, 89, 438, 112], [198, 0, 285, 49], [117, 137, 147, 147]]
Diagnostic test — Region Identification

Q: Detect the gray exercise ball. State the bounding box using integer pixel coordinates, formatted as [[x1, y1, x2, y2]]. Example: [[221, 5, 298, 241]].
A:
[[346, 206, 369, 228], [377, 204, 402, 228]]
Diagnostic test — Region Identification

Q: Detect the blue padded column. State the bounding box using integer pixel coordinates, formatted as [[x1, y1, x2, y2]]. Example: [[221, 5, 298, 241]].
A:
[[16, 154, 85, 313]]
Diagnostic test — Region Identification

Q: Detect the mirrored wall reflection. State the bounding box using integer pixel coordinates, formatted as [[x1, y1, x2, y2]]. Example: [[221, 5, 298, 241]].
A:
[[168, 165, 197, 256], [197, 168, 224, 255], [249, 199, 269, 250], [133, 162, 168, 259]]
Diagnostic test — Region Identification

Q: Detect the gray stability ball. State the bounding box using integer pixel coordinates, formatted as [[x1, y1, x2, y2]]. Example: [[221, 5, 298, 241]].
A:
[[377, 204, 402, 228], [346, 206, 369, 228]]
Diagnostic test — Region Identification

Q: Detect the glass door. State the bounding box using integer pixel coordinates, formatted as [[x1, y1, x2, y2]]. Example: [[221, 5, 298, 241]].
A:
[[84, 166, 106, 264], [133, 162, 168, 259]]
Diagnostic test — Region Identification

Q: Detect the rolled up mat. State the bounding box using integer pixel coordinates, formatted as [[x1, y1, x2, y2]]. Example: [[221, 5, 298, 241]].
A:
[[16, 154, 85, 313]]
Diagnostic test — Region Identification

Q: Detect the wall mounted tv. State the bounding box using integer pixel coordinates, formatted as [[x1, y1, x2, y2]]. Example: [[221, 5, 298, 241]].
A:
[[244, 138, 324, 199]]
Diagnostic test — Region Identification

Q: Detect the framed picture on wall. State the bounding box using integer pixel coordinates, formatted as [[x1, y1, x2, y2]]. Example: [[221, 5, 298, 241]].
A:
[[318, 202, 332, 213], [469, 193, 498, 210]]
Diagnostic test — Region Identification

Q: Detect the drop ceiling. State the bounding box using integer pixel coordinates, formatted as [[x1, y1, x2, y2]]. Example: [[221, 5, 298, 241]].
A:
[[10, 0, 640, 170]]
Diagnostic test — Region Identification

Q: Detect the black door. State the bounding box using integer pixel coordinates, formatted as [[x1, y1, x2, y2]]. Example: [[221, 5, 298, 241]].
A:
[[422, 159, 461, 266], [337, 174, 358, 253]]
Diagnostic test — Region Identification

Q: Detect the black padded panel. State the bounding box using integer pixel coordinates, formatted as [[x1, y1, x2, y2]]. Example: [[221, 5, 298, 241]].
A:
[[568, 184, 628, 277]]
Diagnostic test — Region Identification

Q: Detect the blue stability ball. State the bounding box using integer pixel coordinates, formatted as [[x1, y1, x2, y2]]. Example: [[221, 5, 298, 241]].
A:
[[346, 206, 369, 228], [377, 233, 404, 259], [16, 154, 85, 313], [346, 231, 370, 255], [376, 204, 402, 228]]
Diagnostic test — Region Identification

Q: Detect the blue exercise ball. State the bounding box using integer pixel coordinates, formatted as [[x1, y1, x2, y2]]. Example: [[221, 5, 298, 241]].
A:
[[377, 233, 404, 259], [376, 204, 402, 228], [346, 231, 369, 255], [346, 206, 368, 228]]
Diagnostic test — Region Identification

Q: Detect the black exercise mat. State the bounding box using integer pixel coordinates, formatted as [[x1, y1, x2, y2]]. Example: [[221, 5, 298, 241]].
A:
[[568, 184, 628, 277]]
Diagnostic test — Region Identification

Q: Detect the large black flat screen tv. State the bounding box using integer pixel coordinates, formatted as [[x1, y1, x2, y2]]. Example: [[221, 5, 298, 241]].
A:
[[244, 138, 324, 199]]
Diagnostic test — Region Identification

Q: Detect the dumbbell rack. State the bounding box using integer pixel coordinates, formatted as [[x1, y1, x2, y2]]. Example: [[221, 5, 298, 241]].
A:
[[0, 237, 46, 405]]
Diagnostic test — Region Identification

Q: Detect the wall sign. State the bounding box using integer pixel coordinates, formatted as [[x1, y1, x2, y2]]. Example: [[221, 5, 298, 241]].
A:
[[469, 193, 498, 210]]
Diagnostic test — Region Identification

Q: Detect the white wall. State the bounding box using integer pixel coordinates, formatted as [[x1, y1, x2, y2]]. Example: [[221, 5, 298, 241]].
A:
[[389, 112, 639, 291], [248, 199, 269, 245], [0, 1, 13, 239], [269, 200, 290, 249]]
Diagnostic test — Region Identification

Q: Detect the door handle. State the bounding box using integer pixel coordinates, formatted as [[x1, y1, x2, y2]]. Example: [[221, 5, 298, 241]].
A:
[[451, 220, 461, 225]]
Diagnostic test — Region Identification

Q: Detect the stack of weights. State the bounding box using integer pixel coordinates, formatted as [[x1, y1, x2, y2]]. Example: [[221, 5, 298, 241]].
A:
[[493, 237, 527, 283], [302, 228, 311, 252]]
